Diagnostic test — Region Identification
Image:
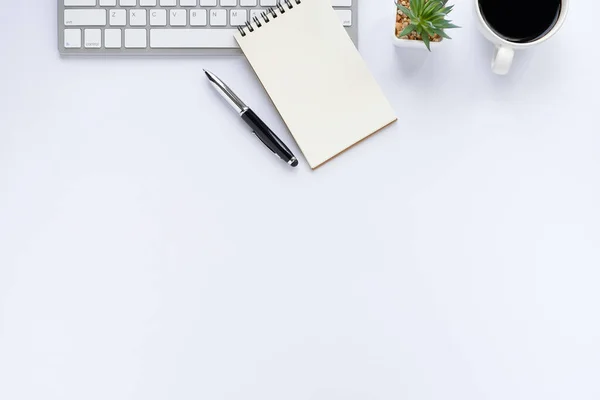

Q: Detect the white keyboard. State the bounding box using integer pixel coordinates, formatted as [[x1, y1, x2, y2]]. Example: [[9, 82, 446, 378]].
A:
[[58, 0, 358, 55]]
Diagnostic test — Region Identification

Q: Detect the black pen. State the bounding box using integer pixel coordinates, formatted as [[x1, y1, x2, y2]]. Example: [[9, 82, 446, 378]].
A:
[[204, 70, 299, 167]]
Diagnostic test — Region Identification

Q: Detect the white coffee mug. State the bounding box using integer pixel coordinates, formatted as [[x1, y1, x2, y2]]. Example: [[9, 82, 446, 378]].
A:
[[475, 0, 569, 75]]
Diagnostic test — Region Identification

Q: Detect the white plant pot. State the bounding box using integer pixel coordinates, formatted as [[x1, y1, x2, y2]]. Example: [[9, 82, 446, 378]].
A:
[[392, 34, 444, 50]]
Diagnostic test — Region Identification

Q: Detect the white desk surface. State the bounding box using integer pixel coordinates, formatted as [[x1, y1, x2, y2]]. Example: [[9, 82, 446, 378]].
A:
[[1, 1, 599, 399]]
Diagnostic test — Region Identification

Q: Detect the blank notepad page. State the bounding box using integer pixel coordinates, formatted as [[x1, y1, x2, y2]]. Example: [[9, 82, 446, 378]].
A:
[[235, 0, 397, 169]]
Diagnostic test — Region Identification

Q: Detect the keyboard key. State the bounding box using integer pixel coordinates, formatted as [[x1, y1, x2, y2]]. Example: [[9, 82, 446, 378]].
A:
[[100, 0, 117, 5], [64, 0, 96, 6], [221, 0, 236, 6], [84, 29, 102, 48], [260, 0, 276, 6], [209, 9, 226, 26], [125, 29, 147, 48], [200, 0, 217, 6], [190, 9, 207, 26], [130, 9, 147, 26], [331, 0, 351, 6], [64, 29, 82, 48], [169, 9, 187, 26], [230, 9, 246, 26], [150, 28, 238, 48], [150, 9, 167, 25], [336, 9, 351, 26], [105, 29, 122, 48], [160, 0, 176, 5], [120, 0, 136, 5], [64, 9, 107, 26], [179, 0, 197, 5], [140, 0, 157, 5], [109, 9, 126, 25], [250, 9, 264, 21], [240, 0, 257, 6]]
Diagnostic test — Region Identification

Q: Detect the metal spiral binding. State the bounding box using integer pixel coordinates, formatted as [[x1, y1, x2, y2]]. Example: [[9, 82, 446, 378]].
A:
[[237, 0, 302, 36]]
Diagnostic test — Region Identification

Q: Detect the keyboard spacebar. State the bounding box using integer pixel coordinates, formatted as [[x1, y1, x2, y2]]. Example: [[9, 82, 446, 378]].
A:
[[150, 29, 239, 48]]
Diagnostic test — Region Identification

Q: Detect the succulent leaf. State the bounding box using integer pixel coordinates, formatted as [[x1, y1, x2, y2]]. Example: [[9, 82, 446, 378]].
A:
[[399, 24, 417, 37]]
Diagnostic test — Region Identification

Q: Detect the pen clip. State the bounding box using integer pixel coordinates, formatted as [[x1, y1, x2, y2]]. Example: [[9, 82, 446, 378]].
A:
[[252, 131, 281, 159]]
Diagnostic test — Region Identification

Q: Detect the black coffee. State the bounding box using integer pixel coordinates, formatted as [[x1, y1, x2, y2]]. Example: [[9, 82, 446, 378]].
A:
[[478, 0, 562, 43]]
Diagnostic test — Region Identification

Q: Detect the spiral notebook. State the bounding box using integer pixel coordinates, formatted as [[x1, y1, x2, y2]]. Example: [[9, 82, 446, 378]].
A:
[[234, 0, 397, 169]]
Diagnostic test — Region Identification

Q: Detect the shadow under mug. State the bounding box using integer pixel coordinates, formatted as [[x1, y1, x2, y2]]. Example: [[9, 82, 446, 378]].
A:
[[475, 0, 570, 75]]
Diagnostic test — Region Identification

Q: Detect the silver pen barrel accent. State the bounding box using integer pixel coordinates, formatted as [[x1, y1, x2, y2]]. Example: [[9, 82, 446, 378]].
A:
[[204, 69, 248, 114]]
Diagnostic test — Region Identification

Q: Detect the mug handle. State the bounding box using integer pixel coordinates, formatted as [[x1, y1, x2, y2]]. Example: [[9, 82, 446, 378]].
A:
[[492, 45, 514, 75]]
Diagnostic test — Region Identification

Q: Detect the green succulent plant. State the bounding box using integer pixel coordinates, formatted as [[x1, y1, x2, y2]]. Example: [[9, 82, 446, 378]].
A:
[[396, 0, 460, 51]]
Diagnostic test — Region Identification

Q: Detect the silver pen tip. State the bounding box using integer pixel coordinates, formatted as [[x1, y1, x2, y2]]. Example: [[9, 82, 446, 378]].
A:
[[203, 70, 247, 113], [205, 69, 219, 82]]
